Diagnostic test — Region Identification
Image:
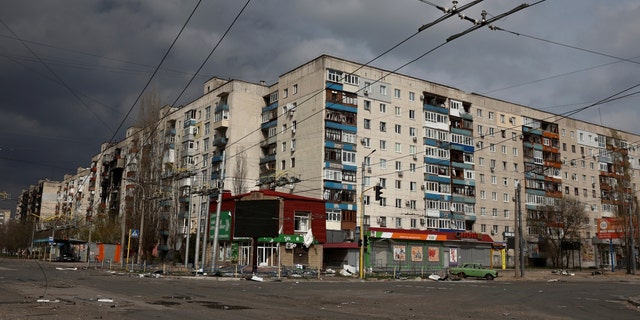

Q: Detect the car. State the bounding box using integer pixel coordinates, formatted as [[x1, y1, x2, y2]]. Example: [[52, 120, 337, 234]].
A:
[[449, 263, 498, 280]]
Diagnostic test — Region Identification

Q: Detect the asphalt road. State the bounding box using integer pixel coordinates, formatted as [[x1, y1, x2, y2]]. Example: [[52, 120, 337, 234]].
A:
[[1, 258, 639, 320]]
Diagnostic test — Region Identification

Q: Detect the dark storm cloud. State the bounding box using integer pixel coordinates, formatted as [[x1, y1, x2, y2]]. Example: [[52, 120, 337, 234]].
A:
[[1, 0, 639, 211]]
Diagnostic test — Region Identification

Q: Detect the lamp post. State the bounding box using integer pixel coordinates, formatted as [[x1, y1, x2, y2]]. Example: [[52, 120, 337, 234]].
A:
[[123, 179, 147, 266], [359, 149, 376, 279]]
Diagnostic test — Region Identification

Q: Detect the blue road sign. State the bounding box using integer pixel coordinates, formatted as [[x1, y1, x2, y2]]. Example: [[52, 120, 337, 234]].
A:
[[130, 229, 139, 238]]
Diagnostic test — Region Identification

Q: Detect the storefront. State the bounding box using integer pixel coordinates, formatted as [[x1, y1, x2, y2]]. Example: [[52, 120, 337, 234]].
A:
[[364, 228, 495, 276]]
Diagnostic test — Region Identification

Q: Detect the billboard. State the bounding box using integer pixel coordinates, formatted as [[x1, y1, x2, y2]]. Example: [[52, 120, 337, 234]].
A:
[[597, 217, 625, 239], [233, 199, 280, 238]]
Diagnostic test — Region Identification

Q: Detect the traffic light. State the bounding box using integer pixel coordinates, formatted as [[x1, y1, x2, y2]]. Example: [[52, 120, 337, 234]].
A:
[[358, 238, 363, 247], [374, 184, 384, 201]]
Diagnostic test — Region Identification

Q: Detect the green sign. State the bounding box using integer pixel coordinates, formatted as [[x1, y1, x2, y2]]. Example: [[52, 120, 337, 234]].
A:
[[258, 234, 304, 243], [210, 210, 231, 240]]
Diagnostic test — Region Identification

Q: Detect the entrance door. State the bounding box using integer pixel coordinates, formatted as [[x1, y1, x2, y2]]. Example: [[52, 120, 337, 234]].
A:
[[444, 251, 450, 268]]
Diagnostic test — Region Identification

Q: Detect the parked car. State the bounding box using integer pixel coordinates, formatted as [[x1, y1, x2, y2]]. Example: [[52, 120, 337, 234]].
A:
[[449, 263, 498, 280]]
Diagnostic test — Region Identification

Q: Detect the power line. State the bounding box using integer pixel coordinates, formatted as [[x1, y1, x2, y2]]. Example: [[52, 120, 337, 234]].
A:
[[170, 0, 252, 108], [0, 19, 114, 132], [108, 0, 203, 145], [222, 1, 496, 165]]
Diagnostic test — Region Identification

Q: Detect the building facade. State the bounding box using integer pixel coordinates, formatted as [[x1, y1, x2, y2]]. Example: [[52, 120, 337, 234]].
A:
[[16, 54, 640, 270]]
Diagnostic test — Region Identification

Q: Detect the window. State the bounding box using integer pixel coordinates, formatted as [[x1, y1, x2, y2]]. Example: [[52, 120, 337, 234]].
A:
[[395, 143, 402, 153], [342, 151, 356, 165], [379, 103, 386, 113], [488, 111, 494, 120], [503, 193, 510, 202], [394, 88, 401, 98], [326, 209, 341, 222], [344, 73, 359, 85], [477, 109, 483, 118], [395, 106, 401, 116], [361, 137, 370, 147], [380, 85, 387, 95], [504, 210, 510, 218], [394, 124, 401, 134], [364, 100, 371, 110], [379, 159, 387, 169], [364, 119, 371, 129], [380, 140, 387, 150], [395, 217, 402, 228], [380, 122, 387, 132], [293, 84, 298, 94], [283, 88, 288, 98], [294, 211, 311, 232], [409, 110, 416, 119], [492, 208, 498, 217], [409, 92, 415, 101], [327, 69, 342, 82]]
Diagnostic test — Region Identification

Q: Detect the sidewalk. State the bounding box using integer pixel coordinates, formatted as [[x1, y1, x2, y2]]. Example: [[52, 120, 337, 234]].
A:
[[497, 268, 640, 282]]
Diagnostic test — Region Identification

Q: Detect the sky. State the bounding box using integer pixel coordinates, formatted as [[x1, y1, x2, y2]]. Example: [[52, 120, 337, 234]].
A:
[[1, 0, 639, 212]]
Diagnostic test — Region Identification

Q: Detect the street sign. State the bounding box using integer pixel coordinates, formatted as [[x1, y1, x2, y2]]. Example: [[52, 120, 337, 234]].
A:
[[210, 211, 231, 240], [130, 229, 139, 239], [48, 236, 54, 243]]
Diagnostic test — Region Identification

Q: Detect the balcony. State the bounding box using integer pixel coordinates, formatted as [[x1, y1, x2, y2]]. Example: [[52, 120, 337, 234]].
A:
[[260, 154, 276, 164], [213, 137, 228, 147]]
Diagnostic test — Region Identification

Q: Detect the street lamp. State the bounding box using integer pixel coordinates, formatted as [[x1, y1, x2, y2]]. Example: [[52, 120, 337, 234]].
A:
[[359, 149, 376, 279]]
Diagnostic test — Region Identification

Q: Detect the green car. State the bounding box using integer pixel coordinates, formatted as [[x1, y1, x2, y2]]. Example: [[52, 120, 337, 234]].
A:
[[449, 263, 498, 280]]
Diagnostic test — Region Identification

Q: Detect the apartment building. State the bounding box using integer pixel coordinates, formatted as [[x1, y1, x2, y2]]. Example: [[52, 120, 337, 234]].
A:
[[260, 55, 639, 269], [17, 54, 640, 270]]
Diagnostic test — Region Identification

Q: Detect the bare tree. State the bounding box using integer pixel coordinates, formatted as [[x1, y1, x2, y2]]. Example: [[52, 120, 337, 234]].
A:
[[0, 219, 32, 254], [530, 196, 588, 268], [232, 146, 247, 195], [608, 130, 638, 273], [89, 212, 122, 244], [132, 90, 163, 263]]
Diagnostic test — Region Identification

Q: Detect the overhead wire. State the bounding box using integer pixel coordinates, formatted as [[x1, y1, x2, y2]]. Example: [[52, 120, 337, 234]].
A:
[[108, 0, 204, 145], [219, 0, 485, 164], [0, 19, 114, 132], [241, 2, 539, 194]]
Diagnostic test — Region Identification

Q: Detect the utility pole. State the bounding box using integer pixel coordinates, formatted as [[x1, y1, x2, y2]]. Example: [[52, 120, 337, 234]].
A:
[[514, 181, 525, 277], [629, 198, 636, 275], [211, 150, 226, 273], [359, 149, 376, 279]]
